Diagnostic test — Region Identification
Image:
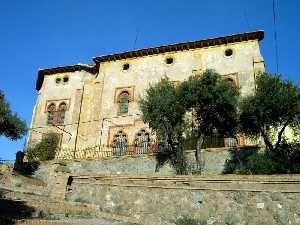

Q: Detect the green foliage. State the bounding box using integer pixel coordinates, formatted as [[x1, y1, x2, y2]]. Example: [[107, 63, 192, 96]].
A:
[[224, 150, 276, 175], [139, 71, 240, 174], [175, 216, 207, 225], [139, 77, 188, 174], [178, 69, 240, 173], [13, 151, 40, 175], [245, 153, 276, 174], [178, 69, 240, 137], [155, 142, 188, 175], [224, 142, 300, 174], [223, 146, 259, 174], [268, 141, 300, 173], [139, 77, 185, 140], [239, 72, 300, 152], [26, 133, 59, 161], [0, 90, 27, 140]]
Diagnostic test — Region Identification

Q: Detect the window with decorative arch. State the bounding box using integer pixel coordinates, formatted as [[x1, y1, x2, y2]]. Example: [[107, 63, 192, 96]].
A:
[[112, 130, 128, 156], [47, 104, 56, 125], [135, 129, 150, 154], [118, 92, 129, 114], [58, 103, 67, 125]]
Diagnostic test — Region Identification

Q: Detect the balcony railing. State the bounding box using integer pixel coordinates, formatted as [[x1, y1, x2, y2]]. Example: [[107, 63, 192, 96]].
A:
[[54, 144, 159, 160]]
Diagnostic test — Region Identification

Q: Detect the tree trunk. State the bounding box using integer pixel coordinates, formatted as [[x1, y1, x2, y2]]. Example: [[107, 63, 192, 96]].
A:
[[260, 128, 274, 152], [195, 134, 204, 174]]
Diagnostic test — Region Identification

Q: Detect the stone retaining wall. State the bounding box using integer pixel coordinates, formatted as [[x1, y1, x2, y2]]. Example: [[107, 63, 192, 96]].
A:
[[33, 149, 231, 184], [65, 175, 300, 225]]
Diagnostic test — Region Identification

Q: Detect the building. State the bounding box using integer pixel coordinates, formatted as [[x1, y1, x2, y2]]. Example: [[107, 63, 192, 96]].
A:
[[28, 30, 265, 159]]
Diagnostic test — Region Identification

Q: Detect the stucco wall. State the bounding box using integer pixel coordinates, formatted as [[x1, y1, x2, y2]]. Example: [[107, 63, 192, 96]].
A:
[[28, 70, 96, 150], [98, 40, 264, 148], [29, 38, 265, 156]]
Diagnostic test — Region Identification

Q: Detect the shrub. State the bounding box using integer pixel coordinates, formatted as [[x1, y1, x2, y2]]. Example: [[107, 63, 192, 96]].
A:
[[26, 133, 59, 161], [224, 142, 300, 174], [223, 146, 258, 174], [245, 153, 276, 174], [13, 151, 40, 175], [175, 216, 207, 225], [268, 141, 300, 173]]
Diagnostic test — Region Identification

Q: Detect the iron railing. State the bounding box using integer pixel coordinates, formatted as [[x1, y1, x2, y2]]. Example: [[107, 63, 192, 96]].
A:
[[54, 144, 159, 160]]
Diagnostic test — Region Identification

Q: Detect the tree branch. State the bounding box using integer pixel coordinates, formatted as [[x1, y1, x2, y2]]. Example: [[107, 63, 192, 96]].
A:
[[274, 119, 291, 151], [260, 128, 274, 152]]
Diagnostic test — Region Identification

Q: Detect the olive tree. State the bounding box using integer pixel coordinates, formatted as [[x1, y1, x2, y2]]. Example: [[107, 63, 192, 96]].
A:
[[178, 70, 240, 170], [0, 90, 27, 140], [138, 77, 187, 174], [239, 72, 300, 152]]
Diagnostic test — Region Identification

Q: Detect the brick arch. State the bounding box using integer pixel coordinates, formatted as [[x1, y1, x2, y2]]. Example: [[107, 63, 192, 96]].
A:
[[111, 130, 128, 146], [134, 128, 151, 144], [111, 130, 128, 156], [134, 128, 152, 154], [114, 86, 134, 103]]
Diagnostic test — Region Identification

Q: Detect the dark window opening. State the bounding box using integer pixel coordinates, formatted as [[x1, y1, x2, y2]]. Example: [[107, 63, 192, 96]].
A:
[[166, 57, 174, 64], [123, 63, 130, 70], [63, 76, 69, 83], [55, 78, 61, 84], [135, 129, 150, 154], [58, 103, 67, 124], [47, 104, 56, 125], [119, 92, 129, 113], [225, 49, 233, 57], [112, 130, 128, 156]]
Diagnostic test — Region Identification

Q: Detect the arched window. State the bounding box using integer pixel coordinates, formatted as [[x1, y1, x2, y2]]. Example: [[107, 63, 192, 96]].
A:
[[58, 103, 67, 125], [47, 104, 56, 125], [112, 130, 127, 156], [119, 92, 129, 114], [135, 129, 150, 154]]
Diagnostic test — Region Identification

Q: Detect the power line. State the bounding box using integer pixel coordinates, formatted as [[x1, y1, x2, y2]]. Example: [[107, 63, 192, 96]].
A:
[[243, 9, 251, 31], [272, 0, 279, 73], [133, 28, 140, 50]]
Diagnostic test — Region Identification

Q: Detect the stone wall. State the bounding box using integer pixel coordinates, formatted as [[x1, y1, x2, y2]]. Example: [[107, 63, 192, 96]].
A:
[[65, 175, 300, 225], [33, 149, 232, 182]]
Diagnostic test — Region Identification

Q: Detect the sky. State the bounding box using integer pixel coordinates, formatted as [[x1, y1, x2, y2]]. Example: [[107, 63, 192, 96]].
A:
[[0, 0, 299, 160]]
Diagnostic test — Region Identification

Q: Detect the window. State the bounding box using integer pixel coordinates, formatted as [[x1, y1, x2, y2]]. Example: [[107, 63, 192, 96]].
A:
[[55, 77, 61, 84], [224, 48, 233, 57], [47, 104, 56, 125], [119, 92, 129, 114], [135, 129, 150, 154], [58, 103, 67, 124], [63, 76, 69, 83], [112, 130, 127, 156], [166, 57, 174, 64], [123, 63, 130, 71]]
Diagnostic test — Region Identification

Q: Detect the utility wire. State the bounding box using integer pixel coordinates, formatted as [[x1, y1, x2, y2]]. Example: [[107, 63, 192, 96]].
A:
[[243, 9, 251, 31], [272, 0, 279, 73], [133, 28, 140, 50]]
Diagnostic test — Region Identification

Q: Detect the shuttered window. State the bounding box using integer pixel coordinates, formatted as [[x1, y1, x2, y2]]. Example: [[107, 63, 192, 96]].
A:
[[119, 92, 129, 113]]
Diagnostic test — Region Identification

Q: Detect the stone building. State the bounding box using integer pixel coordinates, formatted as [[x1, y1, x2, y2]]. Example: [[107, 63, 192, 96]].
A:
[[28, 30, 265, 159]]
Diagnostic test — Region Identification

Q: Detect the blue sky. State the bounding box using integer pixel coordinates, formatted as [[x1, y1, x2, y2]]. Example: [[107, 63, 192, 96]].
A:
[[0, 0, 299, 160]]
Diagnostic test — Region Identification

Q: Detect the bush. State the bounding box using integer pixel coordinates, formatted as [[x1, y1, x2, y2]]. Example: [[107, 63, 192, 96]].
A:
[[26, 133, 59, 161], [268, 141, 300, 173], [13, 151, 40, 175], [245, 153, 276, 174], [223, 146, 258, 174], [175, 216, 207, 225], [224, 142, 300, 174], [155, 142, 188, 175]]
